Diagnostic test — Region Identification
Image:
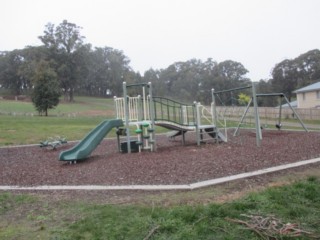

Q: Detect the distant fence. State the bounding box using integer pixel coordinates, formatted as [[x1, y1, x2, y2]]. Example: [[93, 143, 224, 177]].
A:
[[215, 106, 320, 121]]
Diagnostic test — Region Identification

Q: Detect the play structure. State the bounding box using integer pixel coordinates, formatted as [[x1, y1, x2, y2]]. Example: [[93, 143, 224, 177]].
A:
[[59, 82, 226, 162], [113, 82, 227, 154], [59, 81, 308, 162]]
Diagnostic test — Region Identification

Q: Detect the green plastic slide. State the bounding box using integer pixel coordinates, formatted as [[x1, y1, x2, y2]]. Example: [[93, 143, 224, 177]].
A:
[[59, 119, 123, 161]]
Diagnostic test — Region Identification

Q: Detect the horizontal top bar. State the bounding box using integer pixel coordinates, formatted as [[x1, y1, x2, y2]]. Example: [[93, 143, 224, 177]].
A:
[[256, 93, 284, 97], [125, 82, 150, 88], [213, 85, 252, 94]]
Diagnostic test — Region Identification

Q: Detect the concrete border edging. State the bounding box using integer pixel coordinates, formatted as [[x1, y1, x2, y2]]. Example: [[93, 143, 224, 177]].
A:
[[1, 157, 320, 191]]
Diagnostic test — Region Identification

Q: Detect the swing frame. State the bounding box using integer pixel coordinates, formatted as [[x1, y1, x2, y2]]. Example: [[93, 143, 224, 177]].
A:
[[234, 93, 308, 139], [212, 83, 308, 147], [212, 82, 262, 147]]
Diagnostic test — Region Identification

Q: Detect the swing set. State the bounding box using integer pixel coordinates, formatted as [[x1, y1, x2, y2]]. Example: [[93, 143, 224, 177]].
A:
[[212, 83, 308, 147]]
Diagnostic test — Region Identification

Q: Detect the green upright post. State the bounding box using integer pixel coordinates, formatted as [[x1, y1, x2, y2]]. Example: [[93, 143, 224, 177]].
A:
[[148, 82, 156, 151], [278, 95, 283, 130], [283, 95, 308, 132], [211, 88, 219, 142], [137, 95, 142, 121], [123, 82, 131, 153], [233, 98, 253, 136], [195, 102, 201, 146], [252, 82, 262, 147]]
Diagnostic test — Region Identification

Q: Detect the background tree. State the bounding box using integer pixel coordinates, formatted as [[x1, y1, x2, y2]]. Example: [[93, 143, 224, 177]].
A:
[[167, 59, 202, 103], [2, 19, 319, 107], [105, 48, 133, 96], [270, 49, 320, 101], [80, 47, 133, 97], [195, 58, 218, 104], [31, 61, 61, 116], [209, 60, 250, 105], [294, 49, 320, 87], [0, 49, 29, 95], [39, 20, 85, 102], [270, 59, 299, 101], [143, 68, 163, 96], [141, 59, 250, 105], [255, 79, 279, 106]]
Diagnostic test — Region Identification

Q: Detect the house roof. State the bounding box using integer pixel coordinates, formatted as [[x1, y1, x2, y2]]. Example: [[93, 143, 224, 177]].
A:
[[282, 100, 297, 108], [294, 81, 320, 93], [276, 100, 297, 108]]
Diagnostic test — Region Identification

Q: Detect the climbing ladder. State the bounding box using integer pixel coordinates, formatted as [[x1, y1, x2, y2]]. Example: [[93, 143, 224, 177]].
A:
[[114, 82, 156, 153]]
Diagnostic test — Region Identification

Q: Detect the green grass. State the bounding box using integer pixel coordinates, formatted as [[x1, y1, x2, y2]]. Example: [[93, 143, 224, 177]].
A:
[[0, 96, 114, 115], [0, 115, 110, 145], [0, 115, 170, 146], [0, 192, 36, 214], [0, 97, 117, 146], [1, 177, 319, 239]]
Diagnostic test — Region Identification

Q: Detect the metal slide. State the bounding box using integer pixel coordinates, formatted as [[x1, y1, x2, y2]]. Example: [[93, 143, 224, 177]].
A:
[[59, 119, 123, 161]]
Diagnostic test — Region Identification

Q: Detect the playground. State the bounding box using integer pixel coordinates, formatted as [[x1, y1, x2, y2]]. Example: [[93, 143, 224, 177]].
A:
[[1, 82, 320, 188], [1, 84, 320, 239]]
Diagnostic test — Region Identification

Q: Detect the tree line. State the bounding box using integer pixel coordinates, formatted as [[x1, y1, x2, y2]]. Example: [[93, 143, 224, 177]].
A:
[[0, 20, 320, 113]]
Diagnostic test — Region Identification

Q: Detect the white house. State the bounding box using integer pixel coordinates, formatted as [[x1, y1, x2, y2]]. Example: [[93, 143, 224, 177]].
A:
[[293, 81, 320, 108]]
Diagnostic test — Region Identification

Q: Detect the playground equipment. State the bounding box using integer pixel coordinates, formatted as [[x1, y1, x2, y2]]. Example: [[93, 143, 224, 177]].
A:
[[58, 80, 309, 162], [114, 82, 227, 153], [59, 81, 227, 162], [114, 82, 156, 153], [212, 82, 308, 147], [40, 136, 67, 149]]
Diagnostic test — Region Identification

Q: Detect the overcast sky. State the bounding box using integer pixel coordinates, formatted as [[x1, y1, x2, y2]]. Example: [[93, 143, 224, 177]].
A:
[[1, 0, 320, 80]]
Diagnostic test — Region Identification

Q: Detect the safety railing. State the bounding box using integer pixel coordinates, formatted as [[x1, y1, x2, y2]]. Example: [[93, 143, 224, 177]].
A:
[[152, 97, 196, 126], [114, 97, 126, 120], [114, 96, 143, 121]]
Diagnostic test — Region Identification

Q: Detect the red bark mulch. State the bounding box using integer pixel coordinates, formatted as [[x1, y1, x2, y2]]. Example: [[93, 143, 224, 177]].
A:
[[0, 129, 319, 187]]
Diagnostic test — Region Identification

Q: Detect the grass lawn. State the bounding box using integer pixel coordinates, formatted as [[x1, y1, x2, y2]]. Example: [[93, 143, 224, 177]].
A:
[[0, 115, 110, 145], [0, 176, 319, 239], [0, 97, 116, 146], [0, 96, 114, 115]]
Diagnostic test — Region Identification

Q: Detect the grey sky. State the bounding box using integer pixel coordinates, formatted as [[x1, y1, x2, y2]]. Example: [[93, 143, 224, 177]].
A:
[[1, 0, 320, 80]]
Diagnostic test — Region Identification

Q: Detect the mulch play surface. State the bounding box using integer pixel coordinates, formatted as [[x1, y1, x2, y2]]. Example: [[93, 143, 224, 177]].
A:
[[1, 129, 320, 186]]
